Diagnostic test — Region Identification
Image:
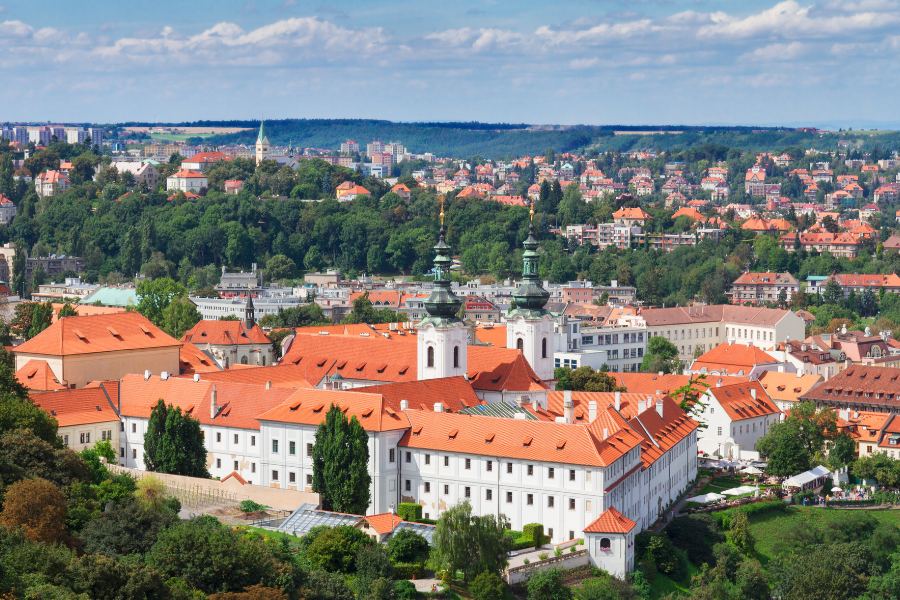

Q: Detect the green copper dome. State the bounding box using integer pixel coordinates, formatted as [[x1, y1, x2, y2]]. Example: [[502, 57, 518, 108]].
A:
[[421, 225, 462, 326], [510, 220, 549, 317]]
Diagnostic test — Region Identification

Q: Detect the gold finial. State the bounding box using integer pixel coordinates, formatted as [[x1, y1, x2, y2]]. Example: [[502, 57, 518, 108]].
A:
[[439, 195, 446, 227], [529, 200, 535, 223]]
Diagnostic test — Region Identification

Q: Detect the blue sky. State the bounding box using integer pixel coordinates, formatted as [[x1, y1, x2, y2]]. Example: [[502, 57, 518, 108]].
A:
[[2, 0, 900, 126]]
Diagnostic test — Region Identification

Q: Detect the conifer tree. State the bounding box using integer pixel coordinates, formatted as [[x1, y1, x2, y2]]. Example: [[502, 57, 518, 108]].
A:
[[312, 405, 371, 514], [144, 400, 209, 477]]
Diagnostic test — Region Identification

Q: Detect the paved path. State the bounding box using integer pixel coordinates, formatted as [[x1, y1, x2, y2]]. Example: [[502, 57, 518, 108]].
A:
[[410, 578, 441, 593]]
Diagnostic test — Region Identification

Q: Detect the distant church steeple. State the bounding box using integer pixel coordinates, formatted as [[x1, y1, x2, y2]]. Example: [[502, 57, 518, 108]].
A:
[[255, 120, 270, 166], [417, 197, 467, 381]]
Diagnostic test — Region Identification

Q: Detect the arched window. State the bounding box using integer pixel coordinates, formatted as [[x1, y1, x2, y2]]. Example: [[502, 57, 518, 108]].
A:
[[541, 337, 548, 359], [240, 356, 248, 365], [600, 538, 611, 550], [516, 338, 524, 351], [453, 346, 460, 368], [427, 346, 435, 368]]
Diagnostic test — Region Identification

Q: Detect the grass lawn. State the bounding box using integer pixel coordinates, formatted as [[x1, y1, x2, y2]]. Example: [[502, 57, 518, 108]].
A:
[[696, 475, 744, 495], [149, 132, 216, 142], [747, 506, 900, 564]]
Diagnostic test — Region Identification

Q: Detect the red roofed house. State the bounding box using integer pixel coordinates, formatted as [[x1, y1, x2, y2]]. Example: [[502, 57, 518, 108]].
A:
[[224, 179, 244, 194], [12, 312, 182, 388], [35, 169, 70, 197], [181, 151, 228, 172], [612, 207, 652, 227], [181, 302, 273, 368], [0, 194, 17, 225], [583, 507, 637, 578], [730, 272, 799, 305], [31, 385, 120, 452], [166, 170, 208, 194], [336, 181, 371, 201], [694, 380, 781, 459], [390, 183, 411, 200], [689, 342, 784, 378], [828, 273, 900, 297]]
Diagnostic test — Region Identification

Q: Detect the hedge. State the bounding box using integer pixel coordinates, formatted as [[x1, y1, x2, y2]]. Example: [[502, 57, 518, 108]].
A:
[[397, 503, 423, 522], [392, 561, 427, 579], [522, 523, 545, 547], [713, 500, 787, 528]]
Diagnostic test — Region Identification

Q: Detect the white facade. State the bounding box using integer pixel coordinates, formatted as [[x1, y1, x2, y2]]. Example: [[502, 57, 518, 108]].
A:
[[417, 322, 468, 380], [190, 295, 310, 321], [506, 315, 555, 381], [695, 386, 781, 460], [556, 322, 647, 373]]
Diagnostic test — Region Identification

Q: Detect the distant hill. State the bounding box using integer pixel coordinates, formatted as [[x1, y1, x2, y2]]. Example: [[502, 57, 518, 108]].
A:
[[115, 119, 900, 158]]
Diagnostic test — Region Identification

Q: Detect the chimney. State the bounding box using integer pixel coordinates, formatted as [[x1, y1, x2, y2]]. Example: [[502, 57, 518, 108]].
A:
[[656, 398, 664, 417], [563, 391, 574, 423], [532, 397, 540, 412], [555, 416, 567, 424], [777, 364, 784, 373], [210, 385, 218, 419], [602, 427, 609, 439], [265, 380, 271, 390], [433, 402, 443, 413], [645, 396, 653, 412], [588, 401, 598, 422], [716, 378, 723, 388], [614, 391, 621, 411], [514, 413, 527, 420], [160, 371, 169, 381], [400, 399, 409, 411], [144, 369, 151, 381], [750, 388, 757, 400], [517, 395, 527, 407], [193, 373, 200, 382]]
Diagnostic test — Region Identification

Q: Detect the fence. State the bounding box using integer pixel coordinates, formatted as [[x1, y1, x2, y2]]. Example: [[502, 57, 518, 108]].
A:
[[505, 550, 591, 585], [107, 464, 319, 511]]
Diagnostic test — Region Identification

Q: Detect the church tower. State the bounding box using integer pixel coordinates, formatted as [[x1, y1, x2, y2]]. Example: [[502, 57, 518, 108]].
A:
[[417, 199, 467, 381], [506, 202, 554, 381], [244, 294, 256, 329], [255, 121, 270, 166]]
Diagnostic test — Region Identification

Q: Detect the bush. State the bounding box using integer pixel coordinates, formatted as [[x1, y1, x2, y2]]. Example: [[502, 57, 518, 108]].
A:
[[713, 500, 787, 528], [523, 523, 545, 548], [392, 562, 426, 580], [527, 569, 572, 600], [643, 534, 686, 580], [666, 514, 724, 566], [387, 528, 429, 564], [239, 500, 268, 513], [397, 503, 423, 522], [394, 580, 419, 600], [470, 571, 506, 600]]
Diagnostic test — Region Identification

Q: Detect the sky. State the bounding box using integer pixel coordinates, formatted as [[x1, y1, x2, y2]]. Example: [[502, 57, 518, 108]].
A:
[[2, 0, 900, 127]]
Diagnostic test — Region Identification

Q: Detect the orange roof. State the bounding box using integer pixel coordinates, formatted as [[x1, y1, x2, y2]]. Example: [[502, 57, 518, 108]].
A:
[[732, 272, 798, 286], [391, 183, 410, 194], [691, 343, 779, 376], [16, 359, 66, 391], [707, 381, 780, 421], [257, 388, 409, 432], [741, 217, 791, 232], [170, 169, 207, 179], [184, 151, 227, 164], [182, 320, 271, 346], [282, 334, 546, 392], [356, 377, 481, 413], [363, 513, 403, 535], [627, 396, 699, 468], [401, 408, 642, 467], [611, 372, 745, 395], [50, 303, 125, 323], [474, 324, 507, 347], [195, 363, 315, 388], [757, 371, 822, 404], [119, 374, 295, 430], [13, 312, 181, 357], [348, 290, 407, 307], [179, 341, 222, 375], [831, 273, 900, 288], [31, 386, 119, 427], [584, 507, 637, 534], [672, 206, 705, 222], [613, 207, 651, 220]]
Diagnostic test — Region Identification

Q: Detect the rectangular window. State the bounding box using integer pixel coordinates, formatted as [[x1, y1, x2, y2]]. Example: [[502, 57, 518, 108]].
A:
[[486, 460, 493, 472], [527, 494, 534, 505], [289, 441, 296, 455], [119, 447, 124, 458], [548, 528, 554, 539], [465, 458, 471, 470], [63, 435, 69, 445], [234, 434, 239, 444], [548, 467, 555, 479], [569, 469, 576, 481], [527, 465, 534, 476], [569, 498, 576, 510], [234, 460, 238, 471], [307, 443, 313, 457], [251, 463, 256, 473], [405, 480, 411, 492], [216, 432, 221, 443], [464, 486, 471, 498], [506, 491, 513, 503], [548, 496, 555, 508], [120, 422, 125, 431], [406, 451, 411, 463], [306, 474, 312, 485], [132, 449, 136, 459], [132, 423, 137, 433], [272, 440, 279, 453], [507, 462, 513, 474], [444, 456, 449, 467], [444, 484, 449, 495], [251, 435, 256, 446], [717, 427, 723, 436], [289, 472, 296, 483], [389, 449, 395, 463], [425, 454, 431, 465], [486, 489, 492, 500], [271, 470, 279, 481], [425, 482, 431, 493], [216, 458, 221, 468]]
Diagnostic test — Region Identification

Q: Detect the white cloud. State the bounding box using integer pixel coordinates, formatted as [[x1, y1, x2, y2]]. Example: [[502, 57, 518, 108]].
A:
[[745, 41, 808, 61], [569, 57, 600, 70]]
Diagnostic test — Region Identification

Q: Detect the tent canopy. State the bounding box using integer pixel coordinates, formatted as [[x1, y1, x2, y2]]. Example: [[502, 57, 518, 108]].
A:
[[740, 465, 763, 475], [686, 492, 726, 504], [783, 465, 830, 489]]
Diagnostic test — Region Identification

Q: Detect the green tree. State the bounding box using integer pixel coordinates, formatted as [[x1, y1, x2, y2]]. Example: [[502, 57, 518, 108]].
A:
[[161, 296, 202, 338], [822, 278, 843, 306], [80, 496, 178, 557], [471, 571, 507, 600], [342, 292, 405, 324], [828, 434, 857, 469], [136, 277, 188, 326], [527, 569, 572, 600], [728, 511, 754, 555], [143, 399, 210, 477], [312, 405, 371, 514], [386, 528, 430, 564], [0, 477, 68, 543], [58, 302, 78, 318], [640, 336, 682, 374], [265, 254, 296, 281], [554, 366, 624, 392], [430, 501, 510, 582], [304, 525, 374, 573], [755, 418, 813, 477]]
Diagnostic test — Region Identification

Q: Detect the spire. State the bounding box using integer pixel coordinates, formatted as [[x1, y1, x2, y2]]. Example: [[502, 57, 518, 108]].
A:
[[245, 294, 256, 328], [422, 196, 462, 325], [257, 120, 268, 144], [511, 200, 549, 316]]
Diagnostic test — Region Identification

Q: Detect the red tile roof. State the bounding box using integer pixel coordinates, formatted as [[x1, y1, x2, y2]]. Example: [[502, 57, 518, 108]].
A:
[[708, 381, 780, 421], [363, 513, 403, 535], [16, 359, 66, 391], [31, 386, 119, 427], [194, 363, 315, 388], [613, 207, 651, 220], [584, 507, 637, 533], [13, 313, 180, 357], [257, 388, 409, 432], [691, 343, 779, 376], [355, 377, 482, 413], [179, 341, 222, 375], [182, 320, 271, 346]]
